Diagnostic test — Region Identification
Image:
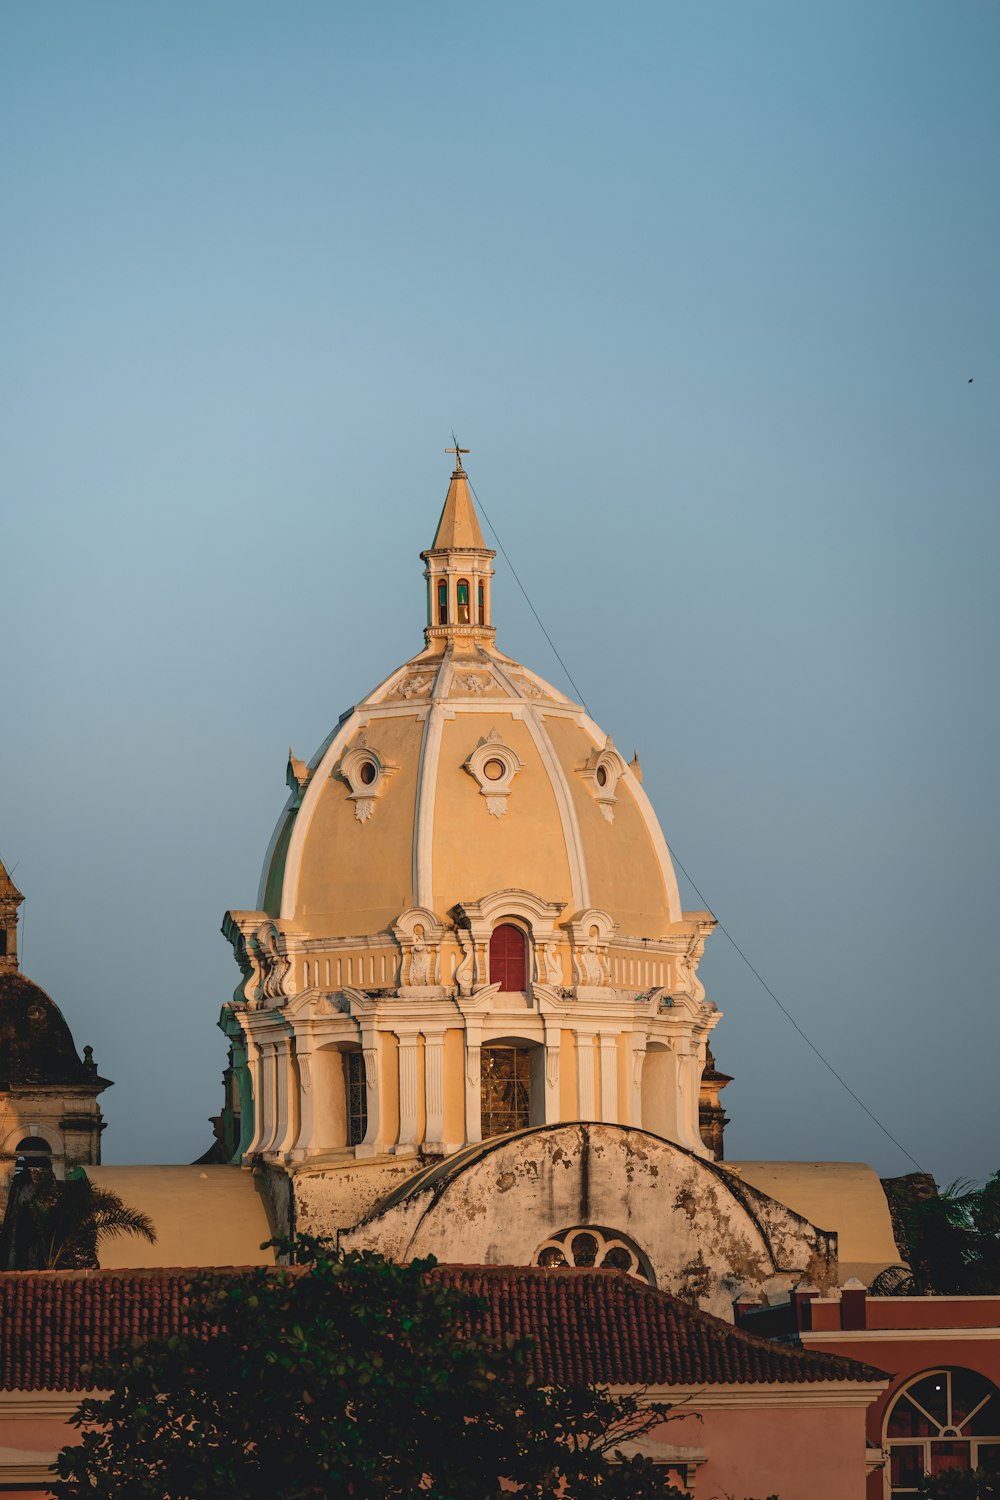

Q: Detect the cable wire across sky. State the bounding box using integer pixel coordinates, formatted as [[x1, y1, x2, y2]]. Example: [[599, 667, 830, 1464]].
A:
[[467, 461, 926, 1176]]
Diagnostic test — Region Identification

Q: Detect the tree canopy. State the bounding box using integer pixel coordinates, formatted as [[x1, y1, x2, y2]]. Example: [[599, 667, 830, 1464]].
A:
[[873, 1172, 1000, 1297], [53, 1236, 701, 1499], [2, 1168, 155, 1270]]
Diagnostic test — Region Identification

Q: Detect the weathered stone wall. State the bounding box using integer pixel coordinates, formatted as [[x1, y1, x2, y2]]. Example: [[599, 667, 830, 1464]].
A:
[[333, 1124, 837, 1318]]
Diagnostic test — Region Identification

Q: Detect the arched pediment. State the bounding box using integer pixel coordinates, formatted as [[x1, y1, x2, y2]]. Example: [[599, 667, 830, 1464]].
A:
[[452, 889, 566, 938], [339, 1123, 837, 1319]]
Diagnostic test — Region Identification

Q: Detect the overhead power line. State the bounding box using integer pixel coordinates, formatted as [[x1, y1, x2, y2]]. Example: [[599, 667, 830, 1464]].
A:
[[465, 466, 926, 1175], [466, 475, 592, 716]]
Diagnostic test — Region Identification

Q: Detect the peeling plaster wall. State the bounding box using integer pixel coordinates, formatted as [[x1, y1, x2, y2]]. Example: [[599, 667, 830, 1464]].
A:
[[289, 1157, 428, 1242], [334, 1124, 837, 1319]]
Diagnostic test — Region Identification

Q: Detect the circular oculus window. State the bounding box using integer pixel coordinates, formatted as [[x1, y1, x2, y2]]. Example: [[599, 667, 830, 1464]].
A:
[[483, 758, 506, 782], [359, 760, 378, 786], [595, 765, 608, 787]]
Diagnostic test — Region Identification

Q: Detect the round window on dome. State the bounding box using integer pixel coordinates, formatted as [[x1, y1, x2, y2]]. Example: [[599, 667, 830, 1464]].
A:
[[483, 758, 506, 782], [595, 765, 608, 788], [359, 760, 378, 786]]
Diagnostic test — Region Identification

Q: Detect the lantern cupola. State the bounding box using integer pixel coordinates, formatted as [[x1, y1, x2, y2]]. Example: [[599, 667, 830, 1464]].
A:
[[420, 446, 496, 651]]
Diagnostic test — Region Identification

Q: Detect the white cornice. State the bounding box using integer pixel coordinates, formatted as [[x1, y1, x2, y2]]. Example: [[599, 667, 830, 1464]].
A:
[[0, 1391, 102, 1417], [807, 1327, 1000, 1343], [615, 1381, 887, 1409]]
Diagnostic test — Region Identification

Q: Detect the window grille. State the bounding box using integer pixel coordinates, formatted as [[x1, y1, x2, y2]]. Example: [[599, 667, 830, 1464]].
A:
[[480, 1045, 531, 1138], [344, 1052, 368, 1147]]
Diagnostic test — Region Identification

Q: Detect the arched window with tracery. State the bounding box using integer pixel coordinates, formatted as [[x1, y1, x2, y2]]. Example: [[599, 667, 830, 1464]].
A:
[[480, 1044, 531, 1138], [884, 1368, 1000, 1493], [489, 923, 527, 992], [456, 578, 470, 624], [533, 1226, 654, 1284]]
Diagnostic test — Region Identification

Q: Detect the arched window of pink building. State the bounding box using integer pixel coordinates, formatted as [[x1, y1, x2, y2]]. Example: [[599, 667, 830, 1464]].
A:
[[884, 1367, 1000, 1493], [489, 924, 527, 992]]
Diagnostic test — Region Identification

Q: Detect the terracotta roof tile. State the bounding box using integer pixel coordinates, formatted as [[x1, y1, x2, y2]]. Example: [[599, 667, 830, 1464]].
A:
[[0, 1263, 884, 1393]]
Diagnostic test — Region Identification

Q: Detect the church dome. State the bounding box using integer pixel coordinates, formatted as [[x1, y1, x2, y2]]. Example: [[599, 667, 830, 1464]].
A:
[[0, 972, 95, 1088], [259, 461, 682, 944]]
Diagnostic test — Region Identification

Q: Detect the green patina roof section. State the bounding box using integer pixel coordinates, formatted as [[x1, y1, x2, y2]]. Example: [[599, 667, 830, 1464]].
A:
[[263, 810, 296, 916]]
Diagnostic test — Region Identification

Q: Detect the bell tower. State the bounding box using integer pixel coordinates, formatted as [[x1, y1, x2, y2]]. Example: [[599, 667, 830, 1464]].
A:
[[420, 445, 497, 651], [0, 859, 23, 976]]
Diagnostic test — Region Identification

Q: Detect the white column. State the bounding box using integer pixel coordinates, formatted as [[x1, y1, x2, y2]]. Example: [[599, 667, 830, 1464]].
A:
[[290, 1036, 314, 1157], [424, 1031, 446, 1150], [543, 1042, 560, 1123], [675, 1039, 708, 1155], [396, 1034, 420, 1153], [576, 1030, 596, 1120], [355, 1039, 386, 1157], [257, 1042, 277, 1154], [464, 1029, 483, 1145], [275, 1038, 299, 1158], [599, 1033, 619, 1124]]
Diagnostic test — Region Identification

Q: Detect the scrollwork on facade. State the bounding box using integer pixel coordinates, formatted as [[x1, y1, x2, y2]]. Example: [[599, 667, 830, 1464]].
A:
[[222, 911, 294, 1008], [454, 931, 476, 996], [399, 674, 432, 699], [542, 941, 563, 985]]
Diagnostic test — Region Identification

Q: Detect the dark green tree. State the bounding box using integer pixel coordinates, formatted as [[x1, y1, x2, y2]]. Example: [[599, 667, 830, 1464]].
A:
[[6, 1169, 156, 1270], [872, 1172, 1000, 1296], [52, 1237, 706, 1499], [917, 1469, 1000, 1499]]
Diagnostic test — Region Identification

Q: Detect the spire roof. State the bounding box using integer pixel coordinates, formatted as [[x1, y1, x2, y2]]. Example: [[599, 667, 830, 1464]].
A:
[[0, 857, 22, 905], [431, 466, 488, 551]]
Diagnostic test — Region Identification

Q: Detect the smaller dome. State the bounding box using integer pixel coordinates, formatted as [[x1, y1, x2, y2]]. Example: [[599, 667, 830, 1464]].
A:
[[0, 973, 100, 1088]]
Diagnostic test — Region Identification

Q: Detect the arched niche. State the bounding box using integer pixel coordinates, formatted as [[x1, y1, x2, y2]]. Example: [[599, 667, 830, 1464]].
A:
[[640, 1042, 678, 1143], [309, 1042, 369, 1152]]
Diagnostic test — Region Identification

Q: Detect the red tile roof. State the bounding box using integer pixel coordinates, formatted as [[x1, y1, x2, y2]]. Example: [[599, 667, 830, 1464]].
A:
[[0, 1264, 884, 1393]]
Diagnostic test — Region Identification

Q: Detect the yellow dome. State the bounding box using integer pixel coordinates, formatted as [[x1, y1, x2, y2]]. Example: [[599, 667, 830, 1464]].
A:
[[223, 455, 718, 1174], [257, 456, 682, 946], [262, 641, 681, 941]]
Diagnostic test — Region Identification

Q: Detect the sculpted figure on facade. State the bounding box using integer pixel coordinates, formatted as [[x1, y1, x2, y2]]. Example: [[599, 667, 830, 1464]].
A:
[[408, 926, 431, 987]]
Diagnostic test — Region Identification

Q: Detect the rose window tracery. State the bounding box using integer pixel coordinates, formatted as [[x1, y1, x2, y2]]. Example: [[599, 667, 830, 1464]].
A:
[[532, 1227, 652, 1283]]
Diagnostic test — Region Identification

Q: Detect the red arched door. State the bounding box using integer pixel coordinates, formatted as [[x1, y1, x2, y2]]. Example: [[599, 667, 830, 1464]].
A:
[[489, 924, 527, 992]]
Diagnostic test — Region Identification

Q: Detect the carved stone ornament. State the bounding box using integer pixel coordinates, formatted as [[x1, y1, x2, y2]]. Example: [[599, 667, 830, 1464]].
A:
[[399, 674, 432, 699], [577, 737, 628, 823], [255, 922, 293, 1002], [460, 673, 489, 694], [222, 911, 295, 1008], [463, 728, 523, 818], [391, 907, 448, 992], [454, 931, 476, 997], [562, 908, 618, 991], [542, 941, 564, 985], [286, 747, 312, 806], [338, 728, 399, 824]]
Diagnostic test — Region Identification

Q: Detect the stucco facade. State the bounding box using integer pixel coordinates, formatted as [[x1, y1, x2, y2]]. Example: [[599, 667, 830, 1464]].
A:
[[207, 456, 875, 1309]]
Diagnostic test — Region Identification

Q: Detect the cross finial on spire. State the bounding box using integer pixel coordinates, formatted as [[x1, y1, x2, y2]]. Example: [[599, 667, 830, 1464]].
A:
[[446, 435, 469, 472]]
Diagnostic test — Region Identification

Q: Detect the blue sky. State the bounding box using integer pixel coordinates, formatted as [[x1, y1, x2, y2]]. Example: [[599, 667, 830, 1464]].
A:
[[2, 2, 997, 1182]]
